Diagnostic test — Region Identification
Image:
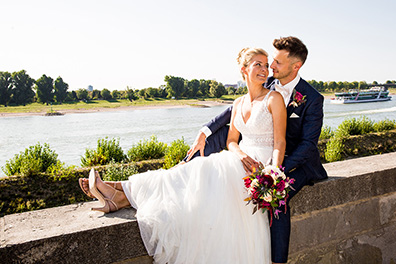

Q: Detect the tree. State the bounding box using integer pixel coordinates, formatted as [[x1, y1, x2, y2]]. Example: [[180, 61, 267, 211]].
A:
[[186, 79, 200, 98], [12, 70, 35, 106], [111, 90, 120, 99], [53, 77, 68, 103], [101, 88, 112, 100], [91, 89, 102, 99], [0, 71, 13, 107], [164, 75, 185, 99], [138, 89, 147, 98], [146, 87, 158, 98], [209, 80, 226, 98], [76, 88, 89, 101], [226, 86, 236, 95], [35, 75, 54, 105], [199, 79, 211, 97], [125, 87, 138, 101], [70, 90, 78, 101], [328, 81, 337, 91], [358, 81, 368, 90]]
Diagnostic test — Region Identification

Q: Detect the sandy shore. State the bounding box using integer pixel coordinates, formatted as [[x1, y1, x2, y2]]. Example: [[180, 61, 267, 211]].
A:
[[1, 93, 384, 118], [0, 100, 233, 118]]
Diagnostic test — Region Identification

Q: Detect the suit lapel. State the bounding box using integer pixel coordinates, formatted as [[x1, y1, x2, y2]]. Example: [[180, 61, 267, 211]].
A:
[[287, 80, 304, 117]]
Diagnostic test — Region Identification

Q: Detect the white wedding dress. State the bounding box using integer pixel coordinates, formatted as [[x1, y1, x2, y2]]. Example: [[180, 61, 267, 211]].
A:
[[122, 92, 274, 264]]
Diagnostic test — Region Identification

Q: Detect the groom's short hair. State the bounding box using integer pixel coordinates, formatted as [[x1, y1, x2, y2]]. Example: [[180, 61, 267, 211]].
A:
[[273, 36, 308, 65]]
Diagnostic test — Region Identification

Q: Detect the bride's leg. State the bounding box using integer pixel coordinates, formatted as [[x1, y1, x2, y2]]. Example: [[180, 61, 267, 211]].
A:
[[94, 174, 131, 212], [79, 178, 123, 198]]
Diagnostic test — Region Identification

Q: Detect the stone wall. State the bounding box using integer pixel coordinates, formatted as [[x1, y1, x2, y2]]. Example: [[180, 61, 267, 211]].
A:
[[1, 152, 396, 264]]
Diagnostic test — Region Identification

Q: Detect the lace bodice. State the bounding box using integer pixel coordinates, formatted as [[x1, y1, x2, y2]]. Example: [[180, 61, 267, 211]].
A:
[[234, 91, 274, 163]]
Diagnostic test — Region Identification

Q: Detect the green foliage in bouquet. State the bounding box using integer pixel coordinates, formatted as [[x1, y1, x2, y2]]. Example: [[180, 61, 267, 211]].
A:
[[81, 137, 126, 166], [2, 143, 60, 176], [128, 135, 167, 162], [163, 138, 190, 169]]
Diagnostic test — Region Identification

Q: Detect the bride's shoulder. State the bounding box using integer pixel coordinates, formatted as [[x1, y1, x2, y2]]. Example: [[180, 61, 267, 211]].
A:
[[268, 90, 283, 101], [267, 91, 285, 108], [233, 95, 245, 107]]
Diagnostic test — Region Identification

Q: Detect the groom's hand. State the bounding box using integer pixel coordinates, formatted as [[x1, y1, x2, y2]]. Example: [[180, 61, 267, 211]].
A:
[[186, 131, 206, 162]]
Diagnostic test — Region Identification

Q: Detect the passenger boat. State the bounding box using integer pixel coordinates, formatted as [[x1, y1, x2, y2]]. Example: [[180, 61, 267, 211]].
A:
[[330, 86, 392, 104]]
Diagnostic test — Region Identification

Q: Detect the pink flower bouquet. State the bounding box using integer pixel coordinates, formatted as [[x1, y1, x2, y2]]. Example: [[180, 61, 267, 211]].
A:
[[243, 164, 295, 225]]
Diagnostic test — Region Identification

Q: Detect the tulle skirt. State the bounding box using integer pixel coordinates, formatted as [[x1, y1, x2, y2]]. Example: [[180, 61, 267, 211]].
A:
[[121, 150, 271, 264]]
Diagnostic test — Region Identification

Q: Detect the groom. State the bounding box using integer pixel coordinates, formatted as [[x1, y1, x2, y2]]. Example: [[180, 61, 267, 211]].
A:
[[184, 36, 328, 263]]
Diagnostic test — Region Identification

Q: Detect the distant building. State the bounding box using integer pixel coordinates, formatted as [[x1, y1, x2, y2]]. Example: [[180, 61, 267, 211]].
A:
[[224, 84, 238, 89], [237, 80, 246, 88], [87, 85, 93, 91]]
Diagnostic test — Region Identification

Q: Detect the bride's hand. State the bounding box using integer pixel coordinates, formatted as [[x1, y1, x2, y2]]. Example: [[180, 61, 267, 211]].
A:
[[238, 153, 260, 174]]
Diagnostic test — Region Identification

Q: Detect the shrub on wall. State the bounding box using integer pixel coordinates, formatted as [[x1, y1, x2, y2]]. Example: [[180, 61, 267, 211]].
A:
[[128, 135, 167, 162], [81, 137, 126, 166], [102, 161, 138, 181], [163, 138, 190, 169], [324, 117, 396, 162], [2, 143, 61, 177], [373, 118, 396, 132], [319, 125, 334, 140]]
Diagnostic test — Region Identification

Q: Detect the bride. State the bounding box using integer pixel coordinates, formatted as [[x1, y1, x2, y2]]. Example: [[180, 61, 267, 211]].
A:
[[80, 47, 286, 263]]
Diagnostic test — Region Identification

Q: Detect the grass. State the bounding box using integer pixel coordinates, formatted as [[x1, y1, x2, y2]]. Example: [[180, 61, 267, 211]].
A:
[[1, 89, 393, 115], [0, 97, 229, 114]]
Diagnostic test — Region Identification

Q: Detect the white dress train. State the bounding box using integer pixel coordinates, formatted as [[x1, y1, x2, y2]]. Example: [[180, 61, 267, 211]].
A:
[[122, 92, 274, 264]]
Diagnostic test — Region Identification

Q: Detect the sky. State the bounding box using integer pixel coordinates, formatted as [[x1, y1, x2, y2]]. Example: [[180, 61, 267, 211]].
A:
[[1, 0, 395, 91]]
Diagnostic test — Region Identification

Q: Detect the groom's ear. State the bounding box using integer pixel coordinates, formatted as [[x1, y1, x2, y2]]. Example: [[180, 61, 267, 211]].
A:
[[293, 61, 302, 71]]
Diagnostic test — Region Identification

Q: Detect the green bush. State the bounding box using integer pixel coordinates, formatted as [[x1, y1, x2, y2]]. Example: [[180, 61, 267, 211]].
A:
[[46, 161, 77, 181], [337, 116, 374, 136], [373, 118, 396, 132], [81, 137, 126, 166], [319, 125, 334, 140], [2, 143, 60, 176], [128, 135, 167, 162], [163, 138, 190, 169], [324, 133, 344, 162], [102, 161, 138, 181]]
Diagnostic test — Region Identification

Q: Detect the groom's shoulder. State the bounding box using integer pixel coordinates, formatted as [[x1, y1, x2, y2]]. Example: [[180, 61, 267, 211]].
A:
[[298, 78, 323, 99], [264, 76, 276, 89]]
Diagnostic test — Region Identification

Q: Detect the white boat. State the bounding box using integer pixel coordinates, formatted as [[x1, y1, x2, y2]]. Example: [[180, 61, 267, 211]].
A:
[[330, 86, 392, 104]]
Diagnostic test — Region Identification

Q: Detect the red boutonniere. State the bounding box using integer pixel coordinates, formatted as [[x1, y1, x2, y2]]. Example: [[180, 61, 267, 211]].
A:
[[289, 90, 307, 108]]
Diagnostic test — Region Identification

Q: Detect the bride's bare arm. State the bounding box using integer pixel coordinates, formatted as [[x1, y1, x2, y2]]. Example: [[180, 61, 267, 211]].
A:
[[268, 91, 287, 167], [227, 97, 259, 173]]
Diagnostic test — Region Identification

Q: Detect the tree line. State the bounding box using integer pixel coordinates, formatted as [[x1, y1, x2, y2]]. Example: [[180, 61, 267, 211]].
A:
[[1, 70, 395, 107], [0, 71, 237, 107], [307, 80, 396, 92]]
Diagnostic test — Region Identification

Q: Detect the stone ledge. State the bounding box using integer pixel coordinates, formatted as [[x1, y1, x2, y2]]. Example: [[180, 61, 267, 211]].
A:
[[1, 152, 396, 263]]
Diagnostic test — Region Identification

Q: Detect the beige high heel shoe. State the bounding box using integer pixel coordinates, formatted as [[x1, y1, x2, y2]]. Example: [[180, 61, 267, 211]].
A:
[[79, 176, 120, 199], [88, 168, 122, 213]]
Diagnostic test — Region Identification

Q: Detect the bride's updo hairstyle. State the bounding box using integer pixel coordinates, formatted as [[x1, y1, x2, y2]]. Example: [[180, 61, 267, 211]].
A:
[[237, 47, 268, 80]]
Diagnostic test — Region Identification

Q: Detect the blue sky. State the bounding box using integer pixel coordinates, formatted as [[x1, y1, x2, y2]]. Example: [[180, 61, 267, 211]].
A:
[[1, 0, 395, 90]]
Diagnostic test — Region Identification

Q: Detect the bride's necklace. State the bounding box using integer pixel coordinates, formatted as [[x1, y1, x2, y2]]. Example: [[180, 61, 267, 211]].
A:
[[249, 90, 267, 105]]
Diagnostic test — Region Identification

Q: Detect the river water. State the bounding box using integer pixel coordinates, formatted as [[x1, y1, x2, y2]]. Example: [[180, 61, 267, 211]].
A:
[[1, 97, 395, 176]]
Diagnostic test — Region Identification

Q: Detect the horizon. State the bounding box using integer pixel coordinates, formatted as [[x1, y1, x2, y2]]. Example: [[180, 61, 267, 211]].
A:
[[1, 0, 395, 91]]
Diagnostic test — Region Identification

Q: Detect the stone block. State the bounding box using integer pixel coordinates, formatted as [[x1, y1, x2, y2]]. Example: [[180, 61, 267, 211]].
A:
[[379, 192, 396, 225]]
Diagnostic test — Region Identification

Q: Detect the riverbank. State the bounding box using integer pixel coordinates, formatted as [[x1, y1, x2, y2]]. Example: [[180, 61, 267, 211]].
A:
[[1, 92, 394, 118], [0, 99, 232, 118]]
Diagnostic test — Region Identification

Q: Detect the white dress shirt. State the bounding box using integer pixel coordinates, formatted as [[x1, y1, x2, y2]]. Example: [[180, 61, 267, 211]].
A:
[[274, 74, 301, 107]]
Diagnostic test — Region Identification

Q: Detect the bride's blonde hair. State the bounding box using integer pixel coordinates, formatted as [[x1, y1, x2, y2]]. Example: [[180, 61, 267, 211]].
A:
[[237, 47, 268, 80]]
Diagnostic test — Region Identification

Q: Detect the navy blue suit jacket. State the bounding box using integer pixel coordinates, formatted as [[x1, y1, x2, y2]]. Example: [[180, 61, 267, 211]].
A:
[[203, 76, 327, 183]]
